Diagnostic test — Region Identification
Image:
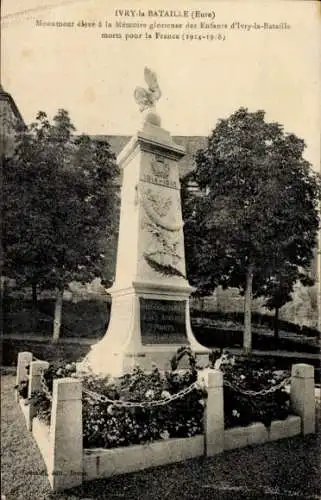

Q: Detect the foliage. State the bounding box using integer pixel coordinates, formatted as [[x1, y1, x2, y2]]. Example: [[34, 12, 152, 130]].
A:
[[39, 360, 78, 392], [14, 363, 30, 398], [190, 308, 320, 338], [29, 359, 206, 448], [28, 391, 52, 425], [82, 364, 206, 449], [3, 109, 120, 297], [26, 349, 297, 445], [218, 357, 292, 428], [254, 266, 314, 313], [26, 361, 78, 425], [15, 379, 29, 399], [170, 345, 197, 371], [253, 262, 315, 337], [190, 313, 319, 353], [183, 108, 321, 347], [145, 255, 186, 278], [3, 296, 110, 337], [3, 373, 320, 500]]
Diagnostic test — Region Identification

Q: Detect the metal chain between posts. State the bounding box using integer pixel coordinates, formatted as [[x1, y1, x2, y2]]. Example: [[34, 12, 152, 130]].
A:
[[29, 355, 53, 401], [32, 353, 290, 404], [82, 380, 201, 409], [223, 376, 291, 397], [40, 370, 52, 402]]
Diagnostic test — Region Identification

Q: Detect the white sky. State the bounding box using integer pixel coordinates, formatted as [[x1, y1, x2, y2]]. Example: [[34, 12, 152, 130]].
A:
[[2, 0, 320, 170]]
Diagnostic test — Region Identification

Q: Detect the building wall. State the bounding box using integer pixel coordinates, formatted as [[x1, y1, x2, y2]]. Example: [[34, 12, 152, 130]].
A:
[[0, 86, 25, 157]]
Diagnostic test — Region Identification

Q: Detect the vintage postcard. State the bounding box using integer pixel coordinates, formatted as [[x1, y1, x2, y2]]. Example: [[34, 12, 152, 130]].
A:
[[1, 0, 320, 498]]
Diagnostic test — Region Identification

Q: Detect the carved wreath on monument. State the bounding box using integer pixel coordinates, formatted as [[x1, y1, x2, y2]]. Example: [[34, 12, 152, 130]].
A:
[[139, 186, 185, 278], [140, 186, 183, 232]]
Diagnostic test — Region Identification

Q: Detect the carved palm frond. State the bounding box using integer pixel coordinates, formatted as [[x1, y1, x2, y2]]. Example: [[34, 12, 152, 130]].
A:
[[144, 67, 159, 91]]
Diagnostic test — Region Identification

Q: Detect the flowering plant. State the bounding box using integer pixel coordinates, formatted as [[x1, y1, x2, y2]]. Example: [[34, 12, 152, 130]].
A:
[[82, 363, 206, 449], [14, 364, 30, 399], [27, 361, 78, 425], [28, 391, 52, 425], [27, 354, 206, 449], [218, 355, 292, 428], [15, 379, 29, 399]]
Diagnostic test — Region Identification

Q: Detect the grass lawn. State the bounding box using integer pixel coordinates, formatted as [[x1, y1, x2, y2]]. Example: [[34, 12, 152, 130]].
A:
[[3, 298, 110, 339], [3, 298, 319, 353], [1, 371, 320, 500], [3, 298, 320, 375], [1, 338, 92, 367]]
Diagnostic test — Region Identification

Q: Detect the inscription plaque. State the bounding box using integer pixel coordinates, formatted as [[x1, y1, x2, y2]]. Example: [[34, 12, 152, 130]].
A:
[[140, 298, 187, 344], [141, 173, 178, 190]]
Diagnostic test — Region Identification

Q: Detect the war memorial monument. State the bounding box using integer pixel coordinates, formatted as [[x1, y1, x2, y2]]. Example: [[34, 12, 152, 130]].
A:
[[83, 68, 208, 376]]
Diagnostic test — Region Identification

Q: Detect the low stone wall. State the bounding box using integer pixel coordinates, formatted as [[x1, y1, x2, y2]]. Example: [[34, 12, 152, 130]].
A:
[[15, 352, 316, 492], [224, 416, 301, 451], [32, 418, 51, 470], [19, 398, 31, 429], [84, 436, 204, 481]]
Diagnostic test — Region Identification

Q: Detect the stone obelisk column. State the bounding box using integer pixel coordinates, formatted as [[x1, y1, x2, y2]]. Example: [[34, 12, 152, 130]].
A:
[[83, 68, 208, 376]]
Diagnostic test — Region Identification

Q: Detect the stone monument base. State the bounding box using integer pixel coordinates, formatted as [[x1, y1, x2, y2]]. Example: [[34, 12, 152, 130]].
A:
[[81, 345, 209, 378], [79, 283, 209, 377]]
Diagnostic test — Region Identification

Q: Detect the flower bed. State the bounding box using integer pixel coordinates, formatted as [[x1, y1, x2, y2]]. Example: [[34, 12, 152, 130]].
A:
[[27, 361, 77, 426], [204, 349, 293, 429], [26, 349, 296, 443], [220, 362, 292, 428], [28, 357, 206, 449], [82, 364, 205, 448], [15, 349, 316, 492]]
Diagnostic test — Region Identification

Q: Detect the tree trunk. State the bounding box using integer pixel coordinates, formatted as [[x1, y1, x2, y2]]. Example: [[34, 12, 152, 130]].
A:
[[31, 282, 38, 332], [32, 282, 37, 309], [2, 279, 9, 330], [243, 265, 254, 353], [52, 287, 64, 342], [274, 306, 280, 339]]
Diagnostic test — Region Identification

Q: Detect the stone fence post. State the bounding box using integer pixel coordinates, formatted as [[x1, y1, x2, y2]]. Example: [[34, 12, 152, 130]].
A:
[[203, 369, 224, 456], [25, 360, 50, 430], [48, 377, 83, 491], [15, 351, 33, 402], [290, 363, 315, 435]]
